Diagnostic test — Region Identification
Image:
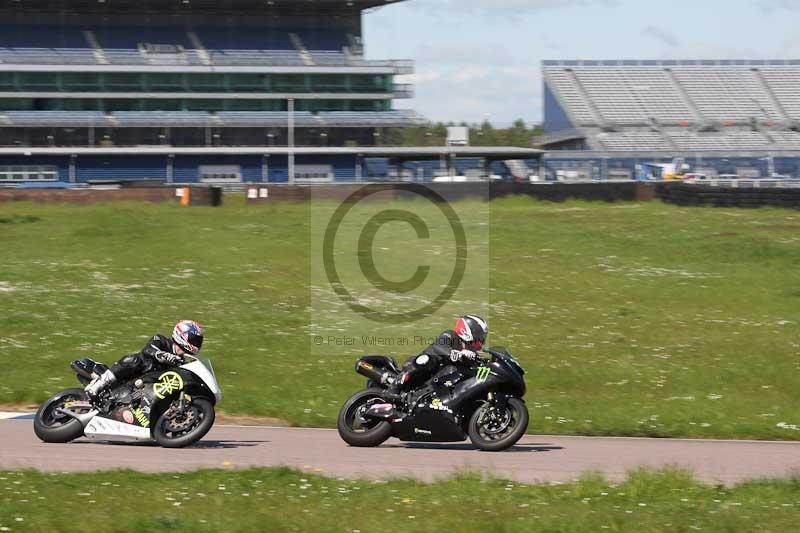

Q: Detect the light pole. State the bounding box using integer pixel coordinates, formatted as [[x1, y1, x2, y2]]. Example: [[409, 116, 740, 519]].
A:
[[288, 97, 295, 185]]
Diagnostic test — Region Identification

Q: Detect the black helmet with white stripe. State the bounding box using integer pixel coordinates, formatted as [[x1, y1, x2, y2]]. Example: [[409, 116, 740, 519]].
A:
[[454, 314, 488, 350]]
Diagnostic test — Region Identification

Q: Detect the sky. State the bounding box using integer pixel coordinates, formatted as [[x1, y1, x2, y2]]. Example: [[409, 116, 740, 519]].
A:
[[363, 0, 800, 125]]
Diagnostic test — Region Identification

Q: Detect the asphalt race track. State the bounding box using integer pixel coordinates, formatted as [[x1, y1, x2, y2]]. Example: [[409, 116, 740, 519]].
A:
[[2, 420, 800, 486]]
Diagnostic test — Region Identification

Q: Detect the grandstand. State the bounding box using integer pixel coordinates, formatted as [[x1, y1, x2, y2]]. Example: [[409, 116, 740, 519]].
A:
[[0, 0, 487, 183], [541, 60, 800, 179]]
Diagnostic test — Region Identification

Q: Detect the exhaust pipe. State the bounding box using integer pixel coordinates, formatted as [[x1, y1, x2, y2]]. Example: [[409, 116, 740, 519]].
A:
[[70, 361, 93, 380], [55, 408, 98, 428], [355, 359, 396, 385]]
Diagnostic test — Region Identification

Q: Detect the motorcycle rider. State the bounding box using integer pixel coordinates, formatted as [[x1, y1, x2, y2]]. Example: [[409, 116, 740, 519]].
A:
[[390, 314, 489, 394], [84, 320, 205, 399]]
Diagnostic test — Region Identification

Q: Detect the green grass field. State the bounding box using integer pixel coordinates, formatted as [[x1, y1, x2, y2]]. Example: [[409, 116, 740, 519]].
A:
[[1, 196, 799, 439], [1, 467, 799, 532]]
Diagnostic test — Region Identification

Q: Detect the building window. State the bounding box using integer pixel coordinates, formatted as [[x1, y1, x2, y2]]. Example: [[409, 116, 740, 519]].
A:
[[0, 166, 59, 181]]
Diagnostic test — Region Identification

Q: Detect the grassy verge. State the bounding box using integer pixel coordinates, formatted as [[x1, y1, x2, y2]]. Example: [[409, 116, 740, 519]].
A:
[[0, 197, 799, 439], [0, 467, 799, 532]]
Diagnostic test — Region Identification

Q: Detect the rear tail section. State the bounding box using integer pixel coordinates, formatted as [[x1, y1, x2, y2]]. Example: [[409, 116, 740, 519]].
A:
[[355, 358, 397, 386]]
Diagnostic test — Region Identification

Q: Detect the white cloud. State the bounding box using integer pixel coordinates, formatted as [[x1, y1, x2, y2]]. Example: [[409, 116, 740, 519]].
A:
[[412, 42, 517, 66], [397, 63, 543, 123]]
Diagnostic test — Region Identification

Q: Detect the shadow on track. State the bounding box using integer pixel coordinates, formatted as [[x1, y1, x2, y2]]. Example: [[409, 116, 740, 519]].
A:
[[384, 442, 563, 453], [70, 439, 269, 449], [190, 440, 268, 449]]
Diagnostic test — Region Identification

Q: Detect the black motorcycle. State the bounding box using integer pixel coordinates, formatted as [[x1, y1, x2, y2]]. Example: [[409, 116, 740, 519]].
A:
[[33, 355, 221, 448], [337, 347, 529, 452]]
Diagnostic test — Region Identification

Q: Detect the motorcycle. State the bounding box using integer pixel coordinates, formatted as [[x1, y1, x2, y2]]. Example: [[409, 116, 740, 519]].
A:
[[337, 347, 528, 452], [33, 355, 221, 448]]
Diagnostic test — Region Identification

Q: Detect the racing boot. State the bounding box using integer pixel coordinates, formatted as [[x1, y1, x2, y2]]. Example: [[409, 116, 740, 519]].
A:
[[84, 369, 117, 400], [366, 371, 415, 419]]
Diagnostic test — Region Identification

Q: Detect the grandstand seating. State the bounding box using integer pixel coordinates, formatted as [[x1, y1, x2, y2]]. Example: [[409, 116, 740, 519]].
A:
[[216, 111, 319, 127], [318, 110, 427, 127], [5, 111, 110, 127], [0, 24, 376, 67], [667, 130, 771, 151], [112, 111, 217, 127], [0, 110, 426, 129], [671, 68, 779, 121], [544, 61, 800, 153], [544, 69, 598, 125], [0, 3, 425, 182], [0, 47, 97, 65], [575, 128, 799, 152], [760, 67, 800, 120], [544, 61, 800, 127], [595, 130, 673, 151], [769, 130, 800, 149]]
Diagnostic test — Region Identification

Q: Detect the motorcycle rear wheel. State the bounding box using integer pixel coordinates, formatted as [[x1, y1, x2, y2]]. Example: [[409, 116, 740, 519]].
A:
[[33, 388, 88, 444], [337, 389, 393, 447], [468, 397, 529, 452]]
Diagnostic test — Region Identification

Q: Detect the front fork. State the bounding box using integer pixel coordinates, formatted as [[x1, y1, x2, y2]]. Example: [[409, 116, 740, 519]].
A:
[[487, 391, 510, 411]]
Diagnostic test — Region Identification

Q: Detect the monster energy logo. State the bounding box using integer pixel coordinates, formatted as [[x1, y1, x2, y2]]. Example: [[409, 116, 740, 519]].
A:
[[475, 366, 491, 383]]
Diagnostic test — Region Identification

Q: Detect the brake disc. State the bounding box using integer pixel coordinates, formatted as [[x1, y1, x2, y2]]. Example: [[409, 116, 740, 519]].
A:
[[482, 407, 512, 435], [164, 405, 197, 432]]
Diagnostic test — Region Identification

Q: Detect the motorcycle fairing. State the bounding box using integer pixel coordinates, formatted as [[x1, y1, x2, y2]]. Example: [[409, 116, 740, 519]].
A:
[[392, 407, 466, 442], [83, 415, 151, 441]]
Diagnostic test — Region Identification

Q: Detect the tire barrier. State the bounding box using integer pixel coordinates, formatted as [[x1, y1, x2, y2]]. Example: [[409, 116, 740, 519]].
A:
[[656, 183, 800, 209]]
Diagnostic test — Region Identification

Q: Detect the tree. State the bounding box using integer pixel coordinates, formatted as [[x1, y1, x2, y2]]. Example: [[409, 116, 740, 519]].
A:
[[386, 118, 540, 147]]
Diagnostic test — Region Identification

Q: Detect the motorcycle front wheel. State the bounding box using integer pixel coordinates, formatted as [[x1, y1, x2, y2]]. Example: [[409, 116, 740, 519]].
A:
[[153, 397, 215, 448], [337, 389, 393, 447], [467, 397, 529, 452]]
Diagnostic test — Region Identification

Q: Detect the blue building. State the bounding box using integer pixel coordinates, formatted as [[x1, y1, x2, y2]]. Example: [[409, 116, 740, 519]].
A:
[[0, 0, 458, 184]]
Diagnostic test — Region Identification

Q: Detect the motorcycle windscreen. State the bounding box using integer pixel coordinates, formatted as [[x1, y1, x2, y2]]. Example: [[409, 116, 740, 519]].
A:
[[180, 359, 222, 403]]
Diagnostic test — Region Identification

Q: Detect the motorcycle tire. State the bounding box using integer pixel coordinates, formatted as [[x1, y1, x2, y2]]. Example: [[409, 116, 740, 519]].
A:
[[153, 397, 215, 449], [468, 397, 529, 452], [337, 389, 393, 447], [33, 388, 88, 444]]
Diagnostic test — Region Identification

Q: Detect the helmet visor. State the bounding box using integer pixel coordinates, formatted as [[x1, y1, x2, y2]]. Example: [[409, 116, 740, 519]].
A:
[[187, 333, 204, 353]]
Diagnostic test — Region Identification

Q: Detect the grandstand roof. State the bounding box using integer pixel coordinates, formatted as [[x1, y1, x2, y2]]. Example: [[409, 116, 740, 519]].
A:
[[0, 0, 405, 11]]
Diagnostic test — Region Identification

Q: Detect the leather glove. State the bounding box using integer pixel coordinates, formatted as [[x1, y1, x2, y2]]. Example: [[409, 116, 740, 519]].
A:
[[154, 350, 184, 365], [450, 349, 479, 363]]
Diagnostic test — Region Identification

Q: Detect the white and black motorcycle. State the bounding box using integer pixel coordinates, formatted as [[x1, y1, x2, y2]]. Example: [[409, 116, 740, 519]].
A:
[[34, 355, 221, 448]]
